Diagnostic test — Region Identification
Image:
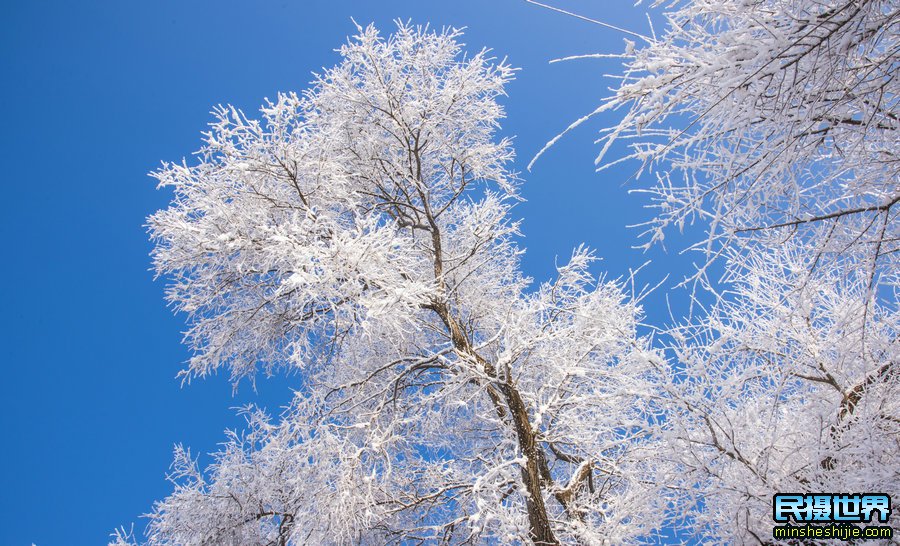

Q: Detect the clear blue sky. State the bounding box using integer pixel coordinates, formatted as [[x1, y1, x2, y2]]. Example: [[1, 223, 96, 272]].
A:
[[1, 2, 699, 544]]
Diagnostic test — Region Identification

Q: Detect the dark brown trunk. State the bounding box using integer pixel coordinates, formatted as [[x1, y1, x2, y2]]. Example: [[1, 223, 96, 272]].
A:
[[428, 300, 559, 545], [414, 143, 559, 545], [504, 382, 560, 545]]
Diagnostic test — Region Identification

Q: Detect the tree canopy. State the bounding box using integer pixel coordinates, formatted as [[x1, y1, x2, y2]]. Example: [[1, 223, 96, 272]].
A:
[[116, 2, 899, 543]]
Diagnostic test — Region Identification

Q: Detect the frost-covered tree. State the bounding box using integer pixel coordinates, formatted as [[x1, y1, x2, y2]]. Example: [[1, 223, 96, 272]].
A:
[[660, 244, 899, 543], [128, 22, 668, 545], [540, 0, 898, 286], [539, 0, 899, 542]]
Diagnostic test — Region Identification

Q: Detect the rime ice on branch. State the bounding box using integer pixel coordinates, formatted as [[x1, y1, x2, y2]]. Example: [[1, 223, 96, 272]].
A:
[[557, 0, 899, 286]]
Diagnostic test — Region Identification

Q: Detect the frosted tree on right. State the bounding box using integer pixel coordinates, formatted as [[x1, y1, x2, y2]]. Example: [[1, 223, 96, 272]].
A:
[[590, 0, 898, 284], [659, 242, 899, 543], [557, 0, 899, 542]]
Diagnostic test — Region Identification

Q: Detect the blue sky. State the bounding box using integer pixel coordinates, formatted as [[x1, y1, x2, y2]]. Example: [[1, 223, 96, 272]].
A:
[[1, 2, 700, 544]]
